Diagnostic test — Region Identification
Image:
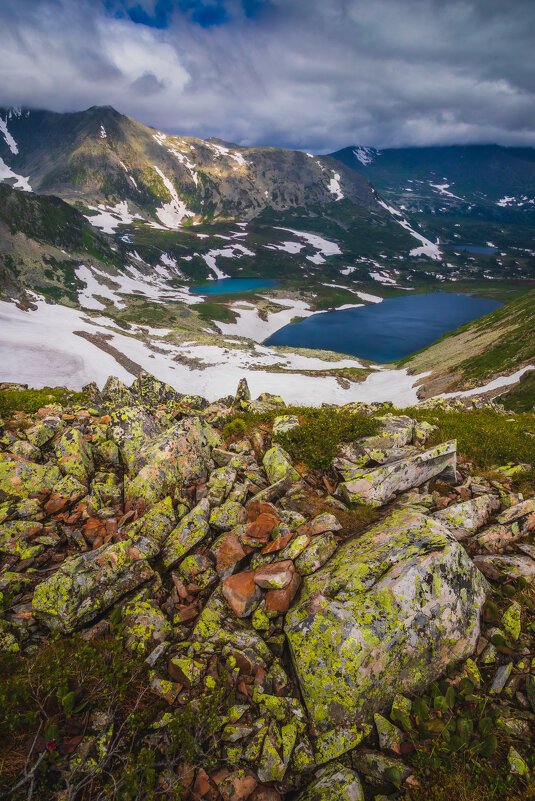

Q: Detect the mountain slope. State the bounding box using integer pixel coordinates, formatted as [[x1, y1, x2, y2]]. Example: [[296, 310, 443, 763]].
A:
[[0, 106, 378, 225], [400, 288, 535, 397], [329, 144, 535, 220], [0, 182, 126, 304]]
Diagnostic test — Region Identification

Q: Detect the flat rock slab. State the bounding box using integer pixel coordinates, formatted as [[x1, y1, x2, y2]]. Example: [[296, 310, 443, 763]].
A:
[[339, 440, 457, 507], [285, 508, 486, 733]]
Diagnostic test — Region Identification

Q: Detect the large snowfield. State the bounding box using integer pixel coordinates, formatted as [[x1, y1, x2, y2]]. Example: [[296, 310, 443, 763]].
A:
[[0, 299, 428, 406]]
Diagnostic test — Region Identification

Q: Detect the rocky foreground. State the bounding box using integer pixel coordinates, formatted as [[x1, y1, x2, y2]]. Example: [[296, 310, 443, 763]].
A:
[[0, 373, 534, 800]]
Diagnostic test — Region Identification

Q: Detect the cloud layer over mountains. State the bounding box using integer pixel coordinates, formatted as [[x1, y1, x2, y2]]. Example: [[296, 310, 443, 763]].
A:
[[1, 0, 534, 150]]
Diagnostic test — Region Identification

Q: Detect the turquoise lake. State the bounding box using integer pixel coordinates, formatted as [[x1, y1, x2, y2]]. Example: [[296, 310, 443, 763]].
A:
[[264, 292, 501, 363], [191, 278, 280, 295]]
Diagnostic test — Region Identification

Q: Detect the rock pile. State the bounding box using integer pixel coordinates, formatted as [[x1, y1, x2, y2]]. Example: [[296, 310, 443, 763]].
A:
[[0, 373, 534, 799]]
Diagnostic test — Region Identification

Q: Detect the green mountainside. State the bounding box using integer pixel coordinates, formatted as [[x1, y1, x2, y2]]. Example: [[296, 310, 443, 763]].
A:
[[401, 288, 535, 397], [330, 144, 535, 281]]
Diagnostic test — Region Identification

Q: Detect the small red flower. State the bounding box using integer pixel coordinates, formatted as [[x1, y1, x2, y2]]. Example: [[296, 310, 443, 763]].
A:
[[45, 740, 57, 751]]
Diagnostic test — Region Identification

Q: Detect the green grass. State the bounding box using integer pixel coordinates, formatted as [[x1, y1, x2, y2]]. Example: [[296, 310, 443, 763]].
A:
[[0, 388, 86, 417], [400, 407, 535, 473], [227, 407, 380, 471], [500, 370, 535, 412], [194, 302, 237, 323]]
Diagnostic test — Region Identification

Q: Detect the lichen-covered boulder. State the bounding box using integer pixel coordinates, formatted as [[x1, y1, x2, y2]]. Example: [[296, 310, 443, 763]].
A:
[[285, 509, 487, 739], [129, 371, 184, 408], [296, 762, 364, 801], [207, 465, 237, 507], [124, 496, 177, 558], [101, 375, 135, 408], [432, 493, 500, 540], [233, 377, 251, 408], [161, 499, 210, 569], [107, 405, 161, 473], [54, 429, 94, 485], [210, 501, 247, 532], [122, 597, 172, 654], [295, 533, 338, 576], [125, 417, 222, 510], [474, 554, 535, 583], [32, 538, 156, 632], [273, 415, 300, 436], [339, 441, 457, 507], [263, 445, 300, 485], [0, 453, 61, 502], [26, 416, 64, 448]]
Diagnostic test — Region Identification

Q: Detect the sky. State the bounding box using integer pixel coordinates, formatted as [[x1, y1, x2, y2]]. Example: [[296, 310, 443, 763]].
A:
[[0, 0, 534, 151]]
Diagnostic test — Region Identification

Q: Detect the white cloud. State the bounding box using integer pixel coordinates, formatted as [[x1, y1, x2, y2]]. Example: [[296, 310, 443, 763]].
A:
[[0, 0, 534, 150]]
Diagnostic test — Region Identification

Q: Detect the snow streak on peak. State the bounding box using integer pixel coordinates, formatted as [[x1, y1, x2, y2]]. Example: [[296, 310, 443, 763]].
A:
[[153, 165, 194, 229], [353, 146, 379, 166], [328, 171, 344, 201], [0, 114, 19, 155]]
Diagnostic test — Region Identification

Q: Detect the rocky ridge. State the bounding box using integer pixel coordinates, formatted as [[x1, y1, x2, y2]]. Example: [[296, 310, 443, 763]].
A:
[[0, 374, 534, 800]]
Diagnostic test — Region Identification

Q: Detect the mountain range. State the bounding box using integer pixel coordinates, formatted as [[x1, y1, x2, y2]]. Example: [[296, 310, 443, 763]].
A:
[[0, 104, 534, 407]]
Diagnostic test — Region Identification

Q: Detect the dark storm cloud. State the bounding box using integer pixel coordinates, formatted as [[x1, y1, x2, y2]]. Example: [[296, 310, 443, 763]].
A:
[[0, 0, 534, 150]]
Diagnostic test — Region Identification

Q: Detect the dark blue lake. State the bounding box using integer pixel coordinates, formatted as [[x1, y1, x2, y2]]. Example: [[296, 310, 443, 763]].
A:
[[191, 278, 280, 295], [448, 244, 498, 254], [264, 292, 501, 363]]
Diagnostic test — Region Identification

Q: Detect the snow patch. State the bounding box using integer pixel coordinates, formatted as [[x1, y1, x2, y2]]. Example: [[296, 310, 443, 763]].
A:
[[275, 227, 342, 264], [85, 201, 141, 234], [328, 171, 344, 201], [0, 298, 426, 406], [353, 146, 378, 166], [377, 199, 442, 260], [153, 165, 194, 228], [202, 245, 255, 280], [0, 157, 31, 192], [0, 114, 19, 154], [440, 366, 535, 399], [429, 182, 463, 200]]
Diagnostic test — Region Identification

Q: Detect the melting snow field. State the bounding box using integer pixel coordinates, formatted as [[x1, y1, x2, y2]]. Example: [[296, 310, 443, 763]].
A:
[[0, 157, 31, 192], [0, 299, 427, 406], [274, 228, 342, 265], [84, 202, 141, 234]]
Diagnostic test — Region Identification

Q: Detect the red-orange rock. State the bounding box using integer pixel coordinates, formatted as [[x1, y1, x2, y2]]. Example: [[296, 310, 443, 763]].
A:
[[265, 571, 301, 614], [211, 768, 258, 801], [246, 500, 279, 523], [216, 533, 246, 577], [261, 533, 293, 554], [222, 571, 262, 618], [242, 513, 280, 544]]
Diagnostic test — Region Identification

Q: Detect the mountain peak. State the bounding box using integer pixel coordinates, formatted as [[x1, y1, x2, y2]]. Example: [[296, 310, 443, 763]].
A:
[[352, 145, 381, 165]]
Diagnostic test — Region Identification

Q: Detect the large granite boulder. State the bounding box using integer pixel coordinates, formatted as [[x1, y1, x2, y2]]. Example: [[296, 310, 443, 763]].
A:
[[285, 509, 487, 739]]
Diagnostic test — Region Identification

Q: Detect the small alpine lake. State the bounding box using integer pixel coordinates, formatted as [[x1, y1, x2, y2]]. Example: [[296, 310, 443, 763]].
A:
[[191, 278, 280, 295], [447, 244, 498, 254], [264, 292, 502, 363]]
